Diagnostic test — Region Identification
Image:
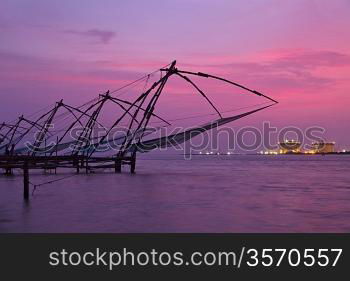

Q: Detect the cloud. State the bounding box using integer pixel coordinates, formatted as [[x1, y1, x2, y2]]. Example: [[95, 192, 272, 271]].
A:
[[191, 50, 350, 95], [0, 51, 149, 100], [265, 50, 350, 69], [64, 29, 116, 44], [0, 51, 148, 120]]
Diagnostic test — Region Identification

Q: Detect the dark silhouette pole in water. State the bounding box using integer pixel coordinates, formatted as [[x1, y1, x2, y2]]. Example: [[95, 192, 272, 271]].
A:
[[130, 155, 136, 174], [74, 156, 80, 174], [23, 161, 29, 200], [115, 158, 121, 173]]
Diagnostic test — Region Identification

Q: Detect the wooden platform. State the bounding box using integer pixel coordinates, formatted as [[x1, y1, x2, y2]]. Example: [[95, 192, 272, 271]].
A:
[[0, 154, 137, 200], [0, 155, 135, 170]]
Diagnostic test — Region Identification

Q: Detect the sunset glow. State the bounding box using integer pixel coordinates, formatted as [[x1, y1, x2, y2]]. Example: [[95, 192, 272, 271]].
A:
[[1, 0, 350, 146]]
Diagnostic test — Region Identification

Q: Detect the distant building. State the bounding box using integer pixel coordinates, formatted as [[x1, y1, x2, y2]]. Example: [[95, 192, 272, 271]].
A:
[[312, 142, 335, 153], [278, 140, 301, 154]]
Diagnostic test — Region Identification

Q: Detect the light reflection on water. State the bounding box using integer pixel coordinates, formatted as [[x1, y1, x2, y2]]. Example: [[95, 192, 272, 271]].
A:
[[0, 155, 350, 232]]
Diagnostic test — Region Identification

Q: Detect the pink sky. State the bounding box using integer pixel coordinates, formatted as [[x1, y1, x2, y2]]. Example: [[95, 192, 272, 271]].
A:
[[1, 0, 350, 149]]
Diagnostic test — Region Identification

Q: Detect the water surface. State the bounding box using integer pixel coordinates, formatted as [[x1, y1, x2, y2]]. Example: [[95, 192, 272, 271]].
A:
[[0, 155, 349, 232]]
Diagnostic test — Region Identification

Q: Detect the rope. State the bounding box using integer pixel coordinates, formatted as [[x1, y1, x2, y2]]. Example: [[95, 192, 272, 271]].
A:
[[3, 63, 169, 129], [13, 168, 75, 196], [4, 103, 56, 126], [148, 101, 271, 124], [7, 63, 171, 143], [110, 76, 149, 95], [110, 62, 171, 96], [42, 69, 167, 138], [113, 76, 149, 98], [31, 174, 78, 196]]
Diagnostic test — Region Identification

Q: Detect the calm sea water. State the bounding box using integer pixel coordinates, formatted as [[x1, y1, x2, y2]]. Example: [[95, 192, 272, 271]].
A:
[[0, 154, 350, 232]]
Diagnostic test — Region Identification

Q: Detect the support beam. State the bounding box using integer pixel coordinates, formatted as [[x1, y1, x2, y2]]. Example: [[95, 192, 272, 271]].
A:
[[23, 161, 29, 200], [130, 156, 136, 174], [5, 166, 12, 175], [74, 157, 80, 174], [115, 158, 121, 173], [85, 158, 89, 174]]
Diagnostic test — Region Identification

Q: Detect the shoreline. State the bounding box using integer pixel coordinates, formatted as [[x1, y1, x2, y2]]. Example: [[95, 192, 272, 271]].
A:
[[191, 152, 350, 156]]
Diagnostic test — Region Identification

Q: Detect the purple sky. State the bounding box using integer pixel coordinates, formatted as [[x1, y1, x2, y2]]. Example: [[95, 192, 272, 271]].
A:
[[1, 0, 350, 149]]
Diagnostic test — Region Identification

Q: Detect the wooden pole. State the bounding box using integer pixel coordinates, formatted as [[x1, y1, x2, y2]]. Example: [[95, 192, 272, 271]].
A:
[[85, 157, 89, 174], [5, 165, 12, 175], [130, 156, 136, 174], [75, 157, 80, 174], [5, 147, 12, 175], [115, 158, 121, 173], [23, 161, 29, 200], [56, 136, 58, 156]]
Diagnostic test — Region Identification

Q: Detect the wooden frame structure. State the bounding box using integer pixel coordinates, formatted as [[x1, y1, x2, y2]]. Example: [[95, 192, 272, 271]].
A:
[[0, 60, 278, 199]]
